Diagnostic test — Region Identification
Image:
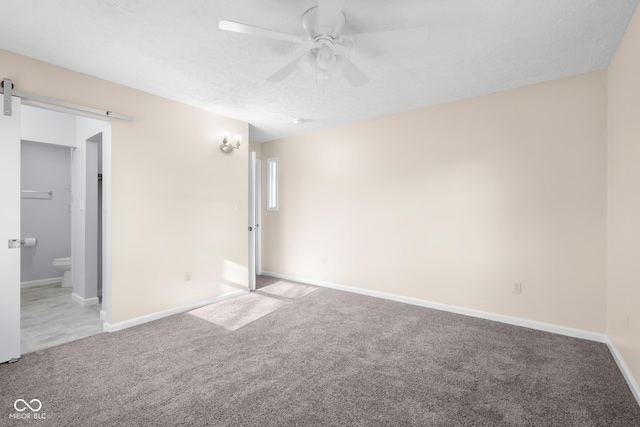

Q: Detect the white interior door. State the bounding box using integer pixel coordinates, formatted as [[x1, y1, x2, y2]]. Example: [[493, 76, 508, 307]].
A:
[[248, 151, 256, 291], [0, 96, 22, 362], [255, 159, 262, 275]]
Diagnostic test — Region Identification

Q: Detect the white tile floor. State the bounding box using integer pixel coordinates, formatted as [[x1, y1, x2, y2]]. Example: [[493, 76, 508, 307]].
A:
[[21, 284, 104, 354]]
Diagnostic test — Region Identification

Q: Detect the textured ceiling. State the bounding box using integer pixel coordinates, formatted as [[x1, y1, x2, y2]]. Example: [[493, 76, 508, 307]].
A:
[[0, 0, 638, 142]]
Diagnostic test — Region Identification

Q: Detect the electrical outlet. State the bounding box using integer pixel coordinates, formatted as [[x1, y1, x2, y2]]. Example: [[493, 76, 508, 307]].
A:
[[185, 272, 191, 282], [624, 313, 629, 334], [513, 282, 522, 294]]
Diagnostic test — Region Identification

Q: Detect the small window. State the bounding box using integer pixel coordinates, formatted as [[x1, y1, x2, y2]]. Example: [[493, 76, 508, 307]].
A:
[[267, 157, 278, 211]]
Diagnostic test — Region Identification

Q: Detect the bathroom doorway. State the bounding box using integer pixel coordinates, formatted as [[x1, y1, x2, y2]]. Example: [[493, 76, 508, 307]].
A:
[[18, 105, 111, 354]]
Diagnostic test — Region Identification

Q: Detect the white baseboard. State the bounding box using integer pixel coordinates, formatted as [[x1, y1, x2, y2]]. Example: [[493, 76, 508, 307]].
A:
[[71, 293, 100, 307], [20, 277, 63, 289], [262, 271, 607, 343], [103, 289, 249, 333], [262, 270, 640, 406], [605, 338, 640, 407], [100, 310, 107, 322]]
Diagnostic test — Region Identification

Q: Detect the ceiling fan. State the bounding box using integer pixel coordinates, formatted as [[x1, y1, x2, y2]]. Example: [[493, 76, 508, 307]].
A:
[[219, 0, 428, 87]]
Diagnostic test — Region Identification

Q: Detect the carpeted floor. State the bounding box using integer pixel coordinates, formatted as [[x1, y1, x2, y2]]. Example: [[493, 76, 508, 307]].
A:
[[1, 280, 639, 426], [256, 274, 281, 289]]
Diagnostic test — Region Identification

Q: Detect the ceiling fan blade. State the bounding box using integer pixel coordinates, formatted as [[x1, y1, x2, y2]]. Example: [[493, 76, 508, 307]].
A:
[[344, 26, 429, 50], [317, 0, 346, 32], [335, 54, 369, 87], [219, 20, 303, 44], [267, 54, 306, 82]]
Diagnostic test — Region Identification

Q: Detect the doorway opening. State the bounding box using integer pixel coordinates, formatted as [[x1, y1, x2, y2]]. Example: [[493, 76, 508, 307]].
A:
[[19, 105, 111, 353]]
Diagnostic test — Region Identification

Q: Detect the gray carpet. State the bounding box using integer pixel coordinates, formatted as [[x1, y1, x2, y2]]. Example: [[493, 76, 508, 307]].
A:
[[256, 274, 281, 289], [1, 280, 639, 426]]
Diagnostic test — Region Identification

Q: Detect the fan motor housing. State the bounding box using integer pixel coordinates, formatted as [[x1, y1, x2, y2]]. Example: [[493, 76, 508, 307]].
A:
[[302, 6, 346, 40]]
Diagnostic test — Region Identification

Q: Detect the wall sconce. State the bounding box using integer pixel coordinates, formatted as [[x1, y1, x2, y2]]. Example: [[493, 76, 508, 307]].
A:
[[221, 132, 242, 153]]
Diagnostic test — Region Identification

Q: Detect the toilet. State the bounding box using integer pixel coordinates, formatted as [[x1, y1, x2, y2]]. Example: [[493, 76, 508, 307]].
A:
[[52, 257, 72, 288]]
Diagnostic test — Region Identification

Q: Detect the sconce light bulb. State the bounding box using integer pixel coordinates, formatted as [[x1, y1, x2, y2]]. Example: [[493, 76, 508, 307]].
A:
[[234, 135, 242, 143], [221, 131, 231, 142]]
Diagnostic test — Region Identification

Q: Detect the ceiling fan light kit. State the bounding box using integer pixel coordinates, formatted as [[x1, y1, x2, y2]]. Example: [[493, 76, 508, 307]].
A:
[[218, 0, 428, 88], [316, 44, 336, 71]]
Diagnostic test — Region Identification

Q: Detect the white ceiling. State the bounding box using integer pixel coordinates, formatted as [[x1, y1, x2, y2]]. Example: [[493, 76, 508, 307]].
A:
[[0, 0, 638, 142]]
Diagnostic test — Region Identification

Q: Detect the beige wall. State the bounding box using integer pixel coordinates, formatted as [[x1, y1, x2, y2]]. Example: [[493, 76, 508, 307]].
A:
[[608, 5, 640, 386], [1, 49, 249, 323], [261, 71, 608, 333]]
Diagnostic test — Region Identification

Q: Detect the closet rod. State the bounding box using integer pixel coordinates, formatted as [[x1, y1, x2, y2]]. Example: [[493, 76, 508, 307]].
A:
[[21, 190, 53, 199], [1, 78, 132, 121], [21, 190, 52, 196]]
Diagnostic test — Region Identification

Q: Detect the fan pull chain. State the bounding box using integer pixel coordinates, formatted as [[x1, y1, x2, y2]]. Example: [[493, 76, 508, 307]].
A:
[[314, 62, 326, 104]]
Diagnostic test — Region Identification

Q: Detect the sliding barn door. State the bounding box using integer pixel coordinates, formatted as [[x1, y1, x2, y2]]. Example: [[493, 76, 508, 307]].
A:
[[0, 96, 22, 362]]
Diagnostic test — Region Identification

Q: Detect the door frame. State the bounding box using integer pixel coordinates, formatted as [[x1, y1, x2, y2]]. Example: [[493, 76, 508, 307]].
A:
[[70, 116, 112, 319]]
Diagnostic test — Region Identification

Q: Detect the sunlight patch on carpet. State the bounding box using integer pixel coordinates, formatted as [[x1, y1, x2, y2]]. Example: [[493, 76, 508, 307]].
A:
[[259, 281, 317, 299], [188, 293, 287, 331]]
